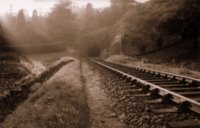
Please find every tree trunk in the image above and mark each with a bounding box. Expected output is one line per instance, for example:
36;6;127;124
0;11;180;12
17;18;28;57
193;37;199;48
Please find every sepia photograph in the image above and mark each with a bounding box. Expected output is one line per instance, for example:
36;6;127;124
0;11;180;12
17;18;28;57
0;0;199;128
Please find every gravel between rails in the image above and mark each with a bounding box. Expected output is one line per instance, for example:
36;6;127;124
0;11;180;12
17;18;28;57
88;61;200;128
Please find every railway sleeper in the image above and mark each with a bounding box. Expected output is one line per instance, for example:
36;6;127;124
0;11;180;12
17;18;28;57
159;84;189;88
141;77;164;80
144;98;162;104
146;79;173;83
123;89;144;94
191;97;200;102
169;87;200;92
151;107;179;113
132;75;152;78
145;93;174;105
120;85;138;90
179;91;200;96
131;93;150;98
152;81;180;85
166;120;200;128
189;81;200;86
151;101;190;112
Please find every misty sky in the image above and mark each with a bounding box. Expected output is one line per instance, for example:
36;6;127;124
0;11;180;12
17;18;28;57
0;0;149;16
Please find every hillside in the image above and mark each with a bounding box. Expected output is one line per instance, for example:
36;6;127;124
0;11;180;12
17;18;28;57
118;0;200;56
0;25;50;97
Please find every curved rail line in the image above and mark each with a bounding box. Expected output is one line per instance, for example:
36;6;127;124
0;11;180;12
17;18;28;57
89;58;200;114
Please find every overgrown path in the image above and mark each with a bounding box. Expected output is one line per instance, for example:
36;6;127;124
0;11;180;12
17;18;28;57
81;60;123;128
0;58;123;128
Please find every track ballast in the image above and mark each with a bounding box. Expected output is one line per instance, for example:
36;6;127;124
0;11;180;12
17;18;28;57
90;58;200;128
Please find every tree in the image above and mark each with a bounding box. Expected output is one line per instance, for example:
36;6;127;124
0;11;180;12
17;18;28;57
111;0;135;5
156;34;164;48
0;24;16;53
47;1;77;47
0;24;8;46
16;9;26;28
32;9;38;23
179;0;200;48
158;0;200;48
13;9;28;45
109;0;136;24
82;3;95;30
85;3;95;21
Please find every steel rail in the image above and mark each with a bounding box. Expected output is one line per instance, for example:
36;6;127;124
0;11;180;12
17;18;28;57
90;58;200;114
109;61;200;85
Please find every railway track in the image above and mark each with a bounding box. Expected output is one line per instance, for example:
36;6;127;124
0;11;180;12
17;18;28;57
89;58;200;127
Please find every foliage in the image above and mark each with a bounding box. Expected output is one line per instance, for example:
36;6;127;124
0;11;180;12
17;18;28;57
120;0;200;55
47;1;77;45
157;0;200;47
4;0;77;54
2;0;200;57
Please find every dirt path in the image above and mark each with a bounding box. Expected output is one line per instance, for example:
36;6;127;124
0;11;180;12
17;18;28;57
81;60;124;128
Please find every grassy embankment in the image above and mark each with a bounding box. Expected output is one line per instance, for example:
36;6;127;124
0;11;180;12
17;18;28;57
1;54;90;128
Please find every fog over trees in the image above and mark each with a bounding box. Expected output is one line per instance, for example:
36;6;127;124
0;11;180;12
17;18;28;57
1;0;200;57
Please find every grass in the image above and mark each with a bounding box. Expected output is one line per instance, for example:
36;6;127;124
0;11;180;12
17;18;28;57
0;60;89;128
